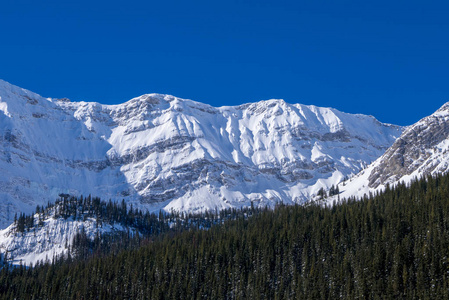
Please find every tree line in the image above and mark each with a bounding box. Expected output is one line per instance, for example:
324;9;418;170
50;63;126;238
10;194;260;262
2;173;449;299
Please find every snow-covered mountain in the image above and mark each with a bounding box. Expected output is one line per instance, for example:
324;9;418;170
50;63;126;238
0;79;402;228
0;199;143;266
337;102;449;200
0;212;128;266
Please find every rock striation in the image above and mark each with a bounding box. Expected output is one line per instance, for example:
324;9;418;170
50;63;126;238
0;79;402;228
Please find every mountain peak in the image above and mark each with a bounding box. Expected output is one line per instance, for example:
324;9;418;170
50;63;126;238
0;80;403;228
335;101;449;201
0;79;42;99
431;101;449;117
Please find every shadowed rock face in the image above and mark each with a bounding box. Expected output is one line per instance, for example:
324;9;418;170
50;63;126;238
0;79;403;228
369;104;449;189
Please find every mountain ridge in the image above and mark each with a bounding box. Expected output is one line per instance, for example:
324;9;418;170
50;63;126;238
0;79;403;228
335;101;449;201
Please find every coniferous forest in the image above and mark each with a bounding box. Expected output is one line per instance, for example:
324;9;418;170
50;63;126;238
2;173;449;299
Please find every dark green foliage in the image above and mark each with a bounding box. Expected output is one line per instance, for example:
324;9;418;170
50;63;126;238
2;173;449;299
9;195;259;262
328;184;339;196
317;187;327;199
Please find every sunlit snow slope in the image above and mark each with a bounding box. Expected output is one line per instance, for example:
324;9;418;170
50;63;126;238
0;79;402;228
336;102;449;200
0;210;133;266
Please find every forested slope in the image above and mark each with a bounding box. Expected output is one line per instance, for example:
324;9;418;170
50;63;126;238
2;174;449;299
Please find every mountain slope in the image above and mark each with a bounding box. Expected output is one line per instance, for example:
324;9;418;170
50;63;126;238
0;213;126;266
0;79;402;228
337;102;449;199
0;197;145;266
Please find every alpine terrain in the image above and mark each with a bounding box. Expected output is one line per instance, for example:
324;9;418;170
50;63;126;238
0;79;402;229
337;102;449;200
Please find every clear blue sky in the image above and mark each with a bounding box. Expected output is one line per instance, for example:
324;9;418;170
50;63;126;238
1;0;449;125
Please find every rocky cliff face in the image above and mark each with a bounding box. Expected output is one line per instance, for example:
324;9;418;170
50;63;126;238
337;102;449;200
0;79;402;228
368;103;449;188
